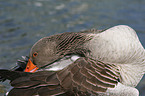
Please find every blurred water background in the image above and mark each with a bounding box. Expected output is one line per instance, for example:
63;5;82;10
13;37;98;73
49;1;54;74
0;0;145;95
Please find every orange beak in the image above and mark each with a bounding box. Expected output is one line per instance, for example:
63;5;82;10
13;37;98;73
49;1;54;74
24;59;39;73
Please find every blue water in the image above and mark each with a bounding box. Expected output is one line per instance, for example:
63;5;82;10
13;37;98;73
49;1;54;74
0;0;145;95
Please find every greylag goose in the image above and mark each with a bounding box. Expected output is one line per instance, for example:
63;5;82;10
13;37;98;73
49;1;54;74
0;25;144;96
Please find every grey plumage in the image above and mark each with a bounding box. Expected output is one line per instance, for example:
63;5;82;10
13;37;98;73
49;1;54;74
0;25;144;96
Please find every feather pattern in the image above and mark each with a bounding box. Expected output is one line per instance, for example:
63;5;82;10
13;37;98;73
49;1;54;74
55;32;93;56
57;57;120;95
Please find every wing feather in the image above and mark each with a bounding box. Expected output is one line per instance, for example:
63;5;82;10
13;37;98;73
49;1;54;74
57;57;120;95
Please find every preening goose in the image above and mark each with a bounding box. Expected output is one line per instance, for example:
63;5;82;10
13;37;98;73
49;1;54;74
0;25;144;96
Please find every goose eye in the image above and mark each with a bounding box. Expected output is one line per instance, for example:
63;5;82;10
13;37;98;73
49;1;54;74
33;52;38;57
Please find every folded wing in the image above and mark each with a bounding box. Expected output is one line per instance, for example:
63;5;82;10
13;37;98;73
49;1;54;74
0;57;120;96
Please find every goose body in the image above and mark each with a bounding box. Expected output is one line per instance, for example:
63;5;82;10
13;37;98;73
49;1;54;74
86;25;145;87
0;25;145;96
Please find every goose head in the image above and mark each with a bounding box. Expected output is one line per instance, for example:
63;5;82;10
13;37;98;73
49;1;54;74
24;32;92;72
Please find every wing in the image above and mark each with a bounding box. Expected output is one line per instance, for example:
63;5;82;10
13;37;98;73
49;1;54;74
0;56;28;82
0;57;120;96
0;70;66;96
57;57;120;95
